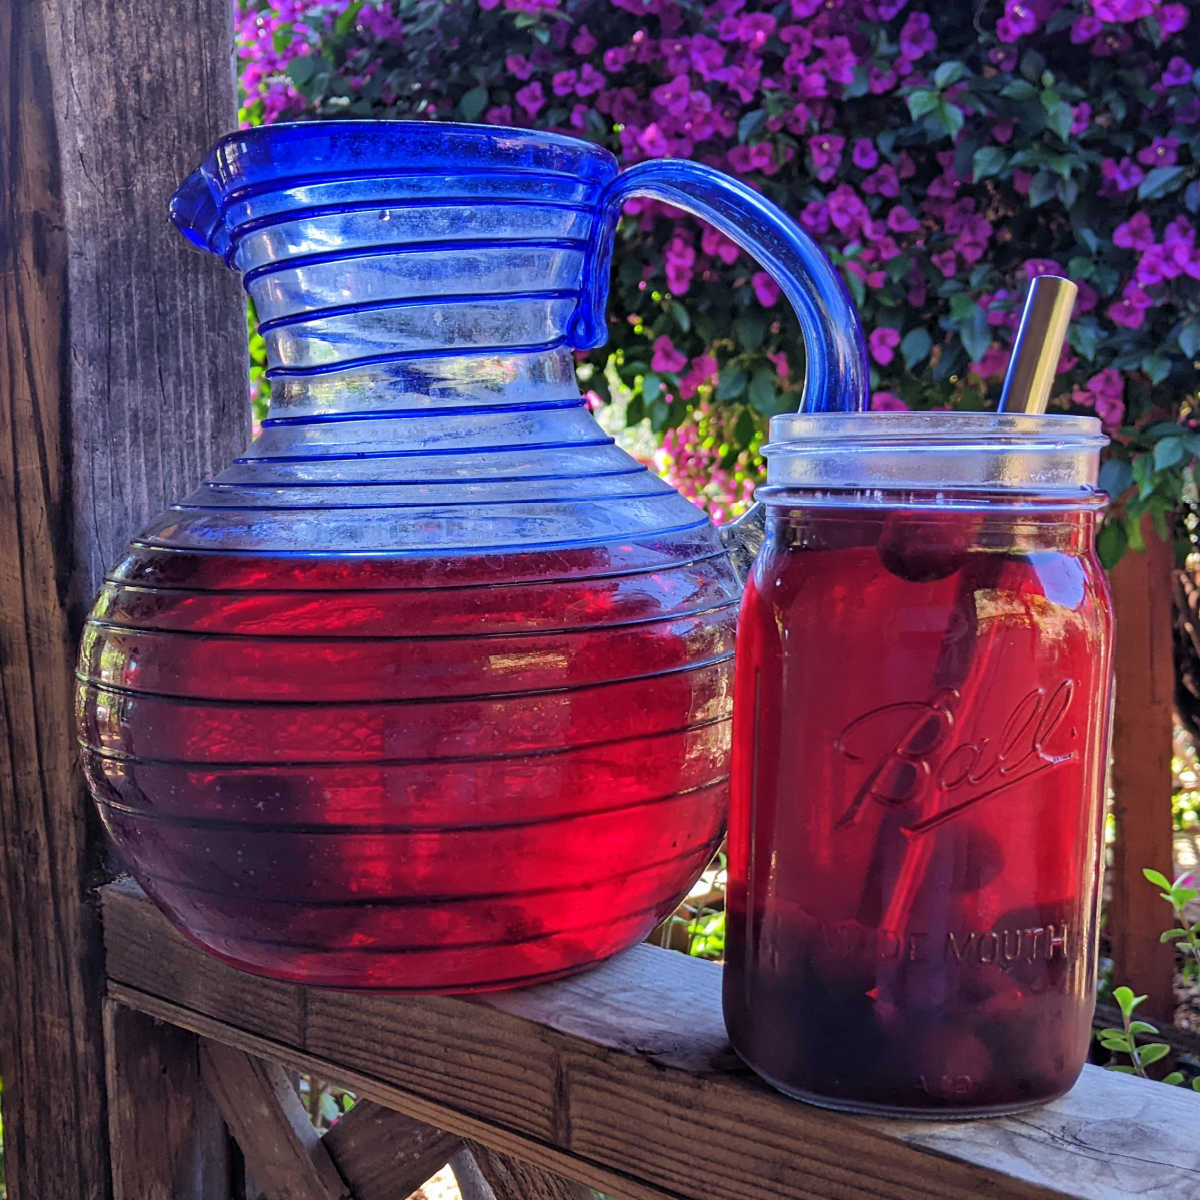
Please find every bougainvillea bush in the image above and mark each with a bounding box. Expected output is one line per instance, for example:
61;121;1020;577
235;0;1199;548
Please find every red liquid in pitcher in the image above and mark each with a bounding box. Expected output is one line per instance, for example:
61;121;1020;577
725;505;1112;1114
79;541;734;990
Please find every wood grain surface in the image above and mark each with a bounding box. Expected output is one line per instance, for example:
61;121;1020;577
104;879;1200;1200
1;1;244;1196
1109;517;1178;1018
104;1002;233;1200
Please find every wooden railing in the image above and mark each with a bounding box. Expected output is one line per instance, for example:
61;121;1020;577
101;879;1200;1200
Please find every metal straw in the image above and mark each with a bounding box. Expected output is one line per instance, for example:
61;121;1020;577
997;275;1078;416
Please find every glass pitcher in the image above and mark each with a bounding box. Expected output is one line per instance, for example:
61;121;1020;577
76;121;868;992
725;412;1114;1114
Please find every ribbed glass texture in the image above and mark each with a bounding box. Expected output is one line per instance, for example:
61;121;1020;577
77;121;866;991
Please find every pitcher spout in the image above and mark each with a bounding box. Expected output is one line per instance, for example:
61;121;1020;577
719;503;766;587
169;167;229;258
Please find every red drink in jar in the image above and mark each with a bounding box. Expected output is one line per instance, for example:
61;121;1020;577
725;413;1114;1115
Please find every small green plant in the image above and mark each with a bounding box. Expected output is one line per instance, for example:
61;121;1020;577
1144;867;1200;984
1097;868;1200;1090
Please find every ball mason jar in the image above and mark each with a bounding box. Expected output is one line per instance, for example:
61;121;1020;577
724;412;1114;1117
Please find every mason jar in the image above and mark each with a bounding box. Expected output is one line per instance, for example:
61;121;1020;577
724;412;1114;1116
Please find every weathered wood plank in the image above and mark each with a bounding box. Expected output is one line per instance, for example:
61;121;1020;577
464;1144;594;1200
104;1002;233;1200
104;879;1200;1200
199;1041;349;1200
0;0;244;1195
1109;521;1178;1019
322;1102;461;1200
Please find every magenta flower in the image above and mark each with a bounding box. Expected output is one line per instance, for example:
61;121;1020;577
1114;212;1155;251
1135;246;1178;286
1070;15;1102;43
852;138;879;169
969;345;1011;380
751;272;781;307
1107;295;1147;329
932;249;958;277
701;226;741;265
603;46;633;72
800;200;831;235
809;133;845;182
1024;258;1062;279
767;350;790;378
1074;282;1099;315
868;327;901;365
552;69;577;97
871;390;909;412
1137;137;1180;167
638;122;671;157
877;0;909;17
1161;4;1190;34
1001;0;1038;36
652;74;692;115
899;12;937;59
505;54;533;81
1070;102;1091;136
1094;0;1153;19
651;335;689;374
827;184;869;236
577;64;606;97
515;81;546;117
814;35;857;86
1162;57;1193;88
862;164;900;197
572;25;597;55
886;205;920;234
1100;157;1145;192
1072;369;1125;430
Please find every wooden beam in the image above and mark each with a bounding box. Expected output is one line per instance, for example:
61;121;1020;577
463;1144;594;1200
1109;520;1178;1019
322;1102;462;1200
104;1003;233;1200
0;0;244;1195
199;1041;349;1200
104;880;1200;1200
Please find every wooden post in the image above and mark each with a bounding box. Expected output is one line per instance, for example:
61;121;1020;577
1108;518;1178;1020
0;1;245;1196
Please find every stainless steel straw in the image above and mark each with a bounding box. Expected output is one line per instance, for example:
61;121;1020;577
997;275;1078;416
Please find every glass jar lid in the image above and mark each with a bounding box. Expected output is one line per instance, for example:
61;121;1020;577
761;411;1107;500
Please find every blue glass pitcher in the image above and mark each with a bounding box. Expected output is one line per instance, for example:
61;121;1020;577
76;121;867;992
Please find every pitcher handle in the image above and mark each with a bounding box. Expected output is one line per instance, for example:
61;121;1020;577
572;158;869;414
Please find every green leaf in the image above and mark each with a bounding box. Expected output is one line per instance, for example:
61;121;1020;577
1098;459;1134;500
1029;170;1057;207
1143;867;1173;890
1109;1065;1137;1075
1127;1020;1160;1035
734;407;758;446
900;327;933;370
458;86;489;122
1138;166;1188;201
1112;986;1147;1018
642;372;662;404
1142;353;1172;385
287;56;318;86
748;368;777;415
669;300;690;334
973;146;1008;182
1163;1071;1186;1086
934;99;965;140
934;60;966;88
1067;256;1095;281
626;393;645;425
1139;1043;1172;1066
1179;320;1200;359
737;109;767;145
1153;436;1186;471
1001;79;1037;101
906;89;940;120
1045;100;1074;142
1161;929;1189;942
1192;1077;1200;1092
733;315;765;351
1069;321;1099;362
273;23;293;54
1097;520;1129;569
716;368;747;402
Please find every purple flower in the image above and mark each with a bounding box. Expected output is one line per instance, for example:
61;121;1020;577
1094;0;1153;19
1135;246;1179;286
1107;295;1147;329
1024;258;1062;279
515;81;545;117
852;138;879;169
969;345;1011;380
652;73;691;115
572;25;597;55
1070;15;1102;43
871;390;909;412
751;272;781;307
869;65;898;93
1072;369;1125;430
1137;137;1180;167
651;335;688;374
1161;4;1190;34
1162;57;1193;88
639;122;674;157
665;235;695;293
1002;0;1038;36
868;327;901;365
862;164;900;197
552;69;577;97
1093;29;1133;57
1114;212;1156;250
809;133;845;182
702;226;741;265
1070;102;1091;136
815;36;857;86
899;11;937;59
1101;156;1146;192
877;0;908;18
800;200;831;236
932;249;958;277
828;184;869;236
506;54;533;81
886;205;920;234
